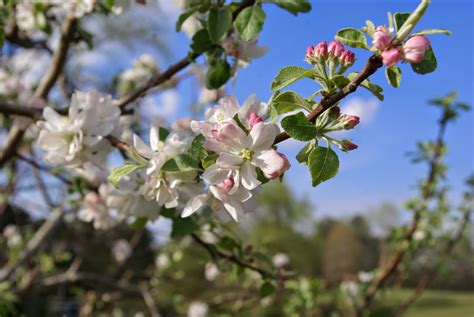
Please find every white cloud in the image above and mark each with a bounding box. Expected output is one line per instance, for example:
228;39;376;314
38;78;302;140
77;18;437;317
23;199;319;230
340;97;380;125
140;90;180;120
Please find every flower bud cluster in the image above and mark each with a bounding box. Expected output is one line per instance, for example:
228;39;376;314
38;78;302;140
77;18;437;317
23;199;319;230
306;40;355;70
315;106;360;152
371;26;431;67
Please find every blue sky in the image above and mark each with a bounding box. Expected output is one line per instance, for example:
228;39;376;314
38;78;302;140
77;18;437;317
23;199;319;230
168;0;473;218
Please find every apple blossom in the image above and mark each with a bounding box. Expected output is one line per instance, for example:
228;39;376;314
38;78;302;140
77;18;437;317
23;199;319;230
328;40;344;59
402;35;431;63
222;33;268;75
112;239;132;263
381;48;402;67
37;91;120;167
372;26;392;51
132;126;199;208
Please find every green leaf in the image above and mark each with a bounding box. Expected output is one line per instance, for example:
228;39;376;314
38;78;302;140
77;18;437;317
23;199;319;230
296;141;316;164
190;29;214;54
176;6;199;32
171;217;199;239
190;134;207;160
260;282;276;298
202;153;218;169
108;163;144;187
362;20;376;36
331;74;351;89
158;127;169;142
348;72;384;101
393;12;410;32
385;66;402;88
208;7;232;43
126;147;148;165
411;46;437;74
234;5;266;42
205;59;231;89
281;112;317;141
270;0;311;15
335;28;368;49
412;28;452;36
271;66;317;91
272;91;313;114
308;146;339;187
162;154;200;173
130;217;148;230
160;207;176;219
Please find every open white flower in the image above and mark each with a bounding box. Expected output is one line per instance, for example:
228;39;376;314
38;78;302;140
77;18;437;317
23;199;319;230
222;33;268;76
133;126;198;208
37;91;120;167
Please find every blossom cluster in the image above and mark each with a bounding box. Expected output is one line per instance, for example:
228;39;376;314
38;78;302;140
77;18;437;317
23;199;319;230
372;26;431;67
305;40;355;73
132;95;290;222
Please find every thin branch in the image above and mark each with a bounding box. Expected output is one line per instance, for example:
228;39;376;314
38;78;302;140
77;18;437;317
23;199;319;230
0;102;41;118
191;233;278;280
356;115;450;316
274;55;383;145
16;153;72;186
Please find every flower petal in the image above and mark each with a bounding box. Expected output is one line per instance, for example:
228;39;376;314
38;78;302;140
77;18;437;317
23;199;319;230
249;122;277;152
132;134;153;159
241;161;260;190
217;152;243;169
182;194;208;218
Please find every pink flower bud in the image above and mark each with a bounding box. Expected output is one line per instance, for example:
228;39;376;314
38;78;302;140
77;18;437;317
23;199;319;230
211;121;240;143
382;48;401;67
248;112;263;129
340;115;360;129
218;176;235;193
305;45;314;63
328;40;344;58
372;26;392;50
402;35;430;64
259;150;291;179
340;50;355;66
313;41;328;61
341;140;358;151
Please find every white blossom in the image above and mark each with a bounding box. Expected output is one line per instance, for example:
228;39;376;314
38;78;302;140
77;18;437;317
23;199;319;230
358;271;374;283
222;34;268;75
112;239;132;263
78;191;116;230
272;253;289;268
187;302;208;317
37;90;120;167
155;253;170;269
3;225;23;248
204;263;220;281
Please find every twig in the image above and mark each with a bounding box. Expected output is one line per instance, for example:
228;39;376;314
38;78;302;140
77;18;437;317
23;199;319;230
191;233;278;280
16;153;72;186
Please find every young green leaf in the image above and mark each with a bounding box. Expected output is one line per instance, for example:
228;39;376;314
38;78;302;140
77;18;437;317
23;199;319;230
190;134;207;160
176;7;199;32
296;140;316;164
331;74;351;89
393;12;410;32
308;146;339;187
205;59;231;89
126;147;149;166
272;91;313;114
162;154;200;173
281;112;317;141
108;163;144;188
208;7;232;43
411;46;437;74
190;29;214;54
412;28;452;36
335;28;368;49
158;126;169;142
385;66;402;88
171;217;199;239
234;5;266;42
271;66;317;91
270;0;311;15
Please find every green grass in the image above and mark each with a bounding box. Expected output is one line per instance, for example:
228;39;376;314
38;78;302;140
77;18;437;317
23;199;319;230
382;289;474;317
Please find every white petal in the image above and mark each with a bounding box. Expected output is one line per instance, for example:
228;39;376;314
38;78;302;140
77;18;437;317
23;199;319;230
249;122;277;152
150;125;160;152
182;194;208;218
240;161;260;190
202;165;230;184
223;198;244;222
132;134;153;159
217;152;243;168
43;107;63;125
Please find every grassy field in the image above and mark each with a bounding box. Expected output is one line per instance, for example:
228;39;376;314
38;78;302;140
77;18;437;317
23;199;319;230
382;289;474;317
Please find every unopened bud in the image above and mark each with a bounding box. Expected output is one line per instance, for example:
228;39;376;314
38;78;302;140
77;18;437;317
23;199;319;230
402;35;430;64
329;106;341;120
328;40;344;59
313;41;328;62
340;115;360;129
218;176;235;193
340;50;355;66
305;45;314;64
248;112;263;128
341;140;358;151
381;48;401;67
372;26;392;51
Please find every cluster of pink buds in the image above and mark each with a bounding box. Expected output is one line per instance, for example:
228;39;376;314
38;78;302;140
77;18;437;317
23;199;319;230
372;26;431;67
306;40;355;69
